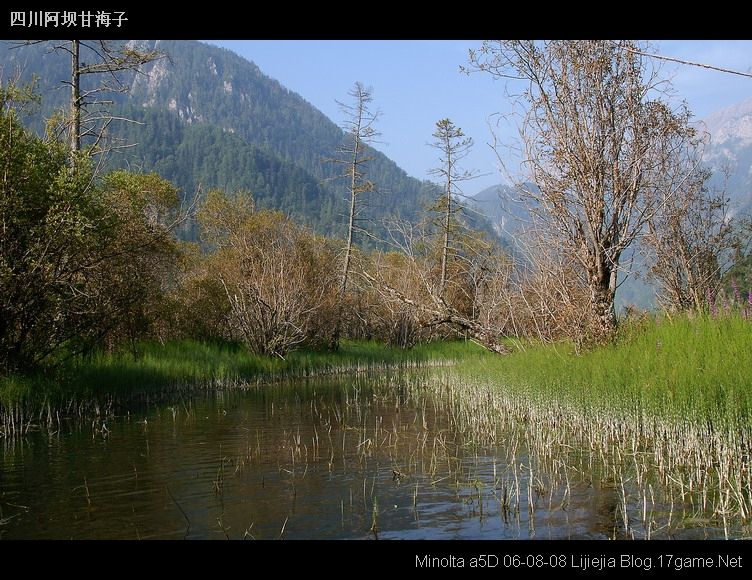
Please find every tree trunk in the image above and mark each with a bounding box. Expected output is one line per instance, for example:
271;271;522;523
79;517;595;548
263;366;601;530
589;258;617;337
440;180;451;296
331;137;360;350
70;40;81;154
340;150;358;303
331;115;362;351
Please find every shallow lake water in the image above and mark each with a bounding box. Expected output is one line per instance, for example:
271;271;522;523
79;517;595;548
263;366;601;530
0;373;741;539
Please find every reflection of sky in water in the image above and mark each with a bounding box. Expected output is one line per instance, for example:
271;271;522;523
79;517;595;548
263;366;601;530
0;377;738;539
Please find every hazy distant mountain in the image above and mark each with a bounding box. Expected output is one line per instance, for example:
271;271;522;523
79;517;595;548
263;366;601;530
471;97;752;232
701;97;752;214
470;183;531;239
0;40;440;237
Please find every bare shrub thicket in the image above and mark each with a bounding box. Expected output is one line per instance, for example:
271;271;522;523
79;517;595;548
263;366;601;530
360;219;512;353
642;165;741;312
475;230;592;344
194;190;338;357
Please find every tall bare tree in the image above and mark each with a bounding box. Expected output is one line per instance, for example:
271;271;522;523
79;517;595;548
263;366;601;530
330;82;379;346
17;40;162;157
429;118;475;296
469;40;698;338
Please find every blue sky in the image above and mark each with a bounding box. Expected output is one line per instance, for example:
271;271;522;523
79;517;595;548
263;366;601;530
206;40;752;193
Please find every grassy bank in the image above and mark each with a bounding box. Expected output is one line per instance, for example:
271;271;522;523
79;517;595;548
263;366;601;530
459;313;752;428
3;314;751;431
0;339;484;420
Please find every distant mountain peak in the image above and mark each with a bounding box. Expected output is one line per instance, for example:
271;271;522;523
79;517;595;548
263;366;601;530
696;97;752;215
702;97;752;149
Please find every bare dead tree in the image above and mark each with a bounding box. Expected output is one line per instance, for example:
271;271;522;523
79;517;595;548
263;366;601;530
15;40;162;157
358;249;427;348
329;82;379;347
508;226;594;344
220;244;322;358
469;40;699;339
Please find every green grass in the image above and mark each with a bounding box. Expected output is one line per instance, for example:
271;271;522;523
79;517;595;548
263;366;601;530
4;314;751;430
458;313;752;428
0;339;485;415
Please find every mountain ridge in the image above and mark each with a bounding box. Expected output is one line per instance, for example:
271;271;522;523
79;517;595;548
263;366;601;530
0;39;441;238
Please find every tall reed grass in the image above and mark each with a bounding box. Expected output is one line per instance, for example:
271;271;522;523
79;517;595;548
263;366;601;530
465;313;752;428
